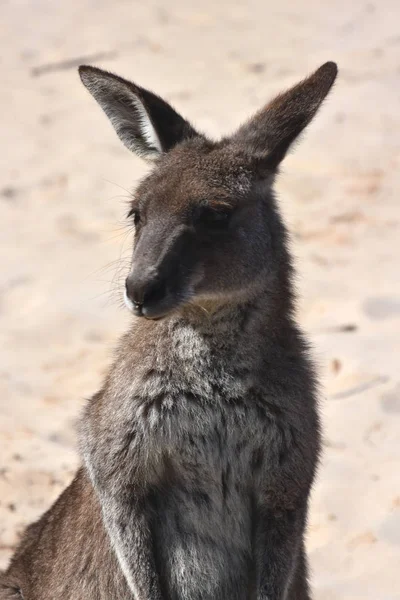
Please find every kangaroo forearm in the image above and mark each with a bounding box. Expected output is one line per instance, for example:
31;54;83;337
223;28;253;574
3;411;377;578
81;409;163;598
100;495;163;600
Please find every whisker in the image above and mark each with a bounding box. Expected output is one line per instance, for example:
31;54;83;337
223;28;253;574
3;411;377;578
102;178;133;196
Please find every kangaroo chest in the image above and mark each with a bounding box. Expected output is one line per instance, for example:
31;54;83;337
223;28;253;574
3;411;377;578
133;321;268;470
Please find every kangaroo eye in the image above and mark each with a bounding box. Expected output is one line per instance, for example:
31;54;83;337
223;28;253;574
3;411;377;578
127;208;141;226
197;206;232;229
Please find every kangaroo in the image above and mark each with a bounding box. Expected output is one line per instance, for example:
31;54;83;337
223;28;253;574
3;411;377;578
1;61;337;600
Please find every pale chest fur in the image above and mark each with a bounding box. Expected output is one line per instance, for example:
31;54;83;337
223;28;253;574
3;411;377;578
120;316;269;466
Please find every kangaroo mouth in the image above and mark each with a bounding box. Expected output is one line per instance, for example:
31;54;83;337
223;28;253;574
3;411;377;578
124;288;192;320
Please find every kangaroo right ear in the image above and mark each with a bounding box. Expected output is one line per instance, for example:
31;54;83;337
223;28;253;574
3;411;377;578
79;66;199;160
232;62;338;169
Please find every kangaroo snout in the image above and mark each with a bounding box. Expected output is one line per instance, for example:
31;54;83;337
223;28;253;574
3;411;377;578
124;222;196;319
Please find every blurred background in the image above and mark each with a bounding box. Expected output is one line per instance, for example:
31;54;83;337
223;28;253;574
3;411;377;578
1;0;400;597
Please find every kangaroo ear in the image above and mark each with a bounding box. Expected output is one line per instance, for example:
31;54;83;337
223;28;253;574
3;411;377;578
79;66;199;160
233;62;338;169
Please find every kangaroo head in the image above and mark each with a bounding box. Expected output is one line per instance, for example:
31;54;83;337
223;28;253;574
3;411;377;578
79;62;337;319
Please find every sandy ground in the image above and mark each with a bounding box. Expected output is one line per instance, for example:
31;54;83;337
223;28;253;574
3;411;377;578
1;0;400;597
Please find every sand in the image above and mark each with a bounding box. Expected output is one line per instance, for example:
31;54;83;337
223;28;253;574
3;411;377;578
1;0;399;597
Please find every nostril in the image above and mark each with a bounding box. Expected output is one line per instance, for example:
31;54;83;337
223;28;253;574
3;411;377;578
125;277;144;306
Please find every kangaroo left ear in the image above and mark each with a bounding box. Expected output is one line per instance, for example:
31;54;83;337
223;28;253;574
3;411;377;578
79;66;200;161
232;62;338;169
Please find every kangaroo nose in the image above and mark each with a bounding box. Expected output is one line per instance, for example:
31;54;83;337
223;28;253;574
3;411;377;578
125;270;166;316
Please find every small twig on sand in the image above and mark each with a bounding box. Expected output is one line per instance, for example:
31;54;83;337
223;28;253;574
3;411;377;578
316;323;358;334
329;375;389;400
31;51;118;77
